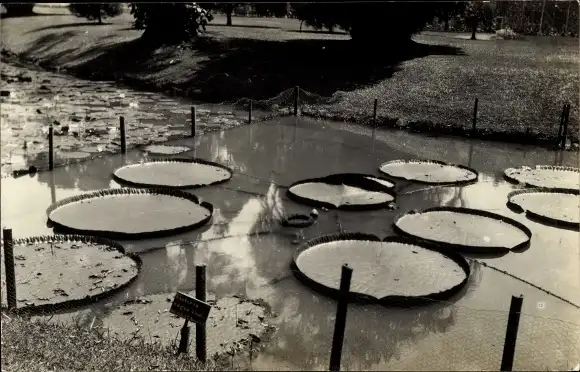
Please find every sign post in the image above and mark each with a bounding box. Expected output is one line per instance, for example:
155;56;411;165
169;275;211;358
196;265;207;363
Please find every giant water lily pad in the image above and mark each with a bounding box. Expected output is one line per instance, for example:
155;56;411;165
287;173;396;210
112;159;233;188
393;207;532;254
379;159;478;185
140;144;191;155
292;233;469;305
0;235;140;313
504;165;579;189
507;188;580;228
100;293;273;359
47;188;213;239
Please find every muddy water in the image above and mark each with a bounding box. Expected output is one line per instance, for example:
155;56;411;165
0;61;260;176
2;115;579;370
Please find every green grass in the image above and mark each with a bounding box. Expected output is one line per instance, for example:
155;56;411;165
1;313;222;371
1;8;578;145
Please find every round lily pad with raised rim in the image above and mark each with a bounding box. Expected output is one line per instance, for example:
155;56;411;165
504;165;579;189
379;159;478;185
507;188;580;228
112;159;233;189
287;173;396;211
140;144;191;155
101;293;273;359
47;188;213;239
1;235;140;314
393;207;532;254
291;233;470;306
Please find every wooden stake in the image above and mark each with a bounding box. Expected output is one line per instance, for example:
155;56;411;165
294;86;299;116
329;264;353;372
472;98;479;135
191;106;196;137
119;116;126;154
500;295;524;372
48;126;54;171
3;229;17;311
373;99;378;127
196;265;207;363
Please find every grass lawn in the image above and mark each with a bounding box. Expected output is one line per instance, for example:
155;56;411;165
1;7;578;145
1;313;220;371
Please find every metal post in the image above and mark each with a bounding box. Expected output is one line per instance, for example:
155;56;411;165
249;100;253;124
119;116;126;154
196;265;207;363
48;126;54;171
329;264;353;372
500;294;524;372
294;86;299;116
191;106;196;137
472;98;479;135
3;229;17;311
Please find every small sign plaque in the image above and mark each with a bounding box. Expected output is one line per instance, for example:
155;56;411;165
169;292;211;325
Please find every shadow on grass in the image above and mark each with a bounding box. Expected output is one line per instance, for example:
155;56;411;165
207;23;281;30
24;34;465;102
0;12;69;19
28;22;113;33
287;29;349;35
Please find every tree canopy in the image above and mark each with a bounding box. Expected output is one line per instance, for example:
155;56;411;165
290;1;444;45
69;3;123;24
129;3;211;45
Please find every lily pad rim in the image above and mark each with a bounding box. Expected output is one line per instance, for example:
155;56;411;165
393;206;532;254
137;144;192;156
290;232;471;307
286;173;397;211
46;187;214;240
506;187;580;229
0;234;142;315
378;159;479;185
503;165;580;188
112;158;234;189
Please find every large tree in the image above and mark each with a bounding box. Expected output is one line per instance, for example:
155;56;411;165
201;3;243;26
69;3;123;24
435;1;467;31
129;3;212;45
464;0;494;40
291;2;443;46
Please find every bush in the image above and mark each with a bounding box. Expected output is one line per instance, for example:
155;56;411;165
68;3;123;24
493;28;525;40
130;3;211;45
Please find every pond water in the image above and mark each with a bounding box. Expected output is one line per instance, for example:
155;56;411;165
1;62;579;371
0;61;265;177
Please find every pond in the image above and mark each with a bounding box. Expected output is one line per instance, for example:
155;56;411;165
1;61;579;371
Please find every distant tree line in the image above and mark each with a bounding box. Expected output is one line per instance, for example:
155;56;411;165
429;1;578;36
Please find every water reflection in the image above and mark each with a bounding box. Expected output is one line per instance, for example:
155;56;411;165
4;115;579;370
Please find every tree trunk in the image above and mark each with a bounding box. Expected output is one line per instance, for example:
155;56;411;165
470;17;477;40
444;16;449;31
226;5;233;26
98;12;103;25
